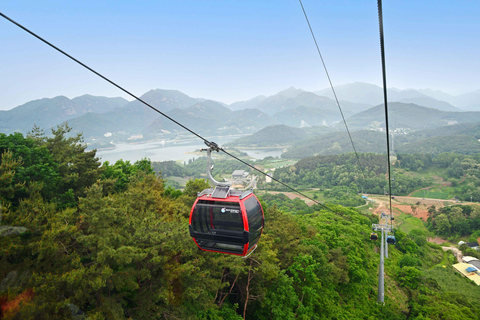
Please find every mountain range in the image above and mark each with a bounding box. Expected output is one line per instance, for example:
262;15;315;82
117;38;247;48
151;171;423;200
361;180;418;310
1;83;479;155
0;95;128;136
315;82;480;111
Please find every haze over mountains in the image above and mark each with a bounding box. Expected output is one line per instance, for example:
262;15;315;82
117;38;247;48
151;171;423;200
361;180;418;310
1;82;480;157
0;95;128;136
315;82;480;111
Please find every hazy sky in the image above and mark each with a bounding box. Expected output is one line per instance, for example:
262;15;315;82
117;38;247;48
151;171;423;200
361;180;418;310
1;0;479;110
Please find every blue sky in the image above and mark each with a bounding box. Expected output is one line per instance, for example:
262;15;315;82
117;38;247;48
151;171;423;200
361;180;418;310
1;0;479;110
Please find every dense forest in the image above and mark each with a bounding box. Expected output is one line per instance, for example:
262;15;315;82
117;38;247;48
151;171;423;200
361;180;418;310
269;152;480;202
396;153;480;201
2;128;480;319
427;205;480;240
272;153;431;196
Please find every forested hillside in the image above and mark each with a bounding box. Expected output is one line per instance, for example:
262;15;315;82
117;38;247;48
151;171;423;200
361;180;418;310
272;153;430;196
281;130;387;158
279;123;480;159
226;125;307;147
427;205;480;241
2;129;480;319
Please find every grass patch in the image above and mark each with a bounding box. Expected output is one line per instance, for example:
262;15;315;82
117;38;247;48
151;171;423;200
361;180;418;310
166;176;189;188
432;250;455;269
394;212;429;234
257;189;329;204
356;203;376;215
410;190;452;199
423;266;480;301
302;189;322;199
261;159;297;169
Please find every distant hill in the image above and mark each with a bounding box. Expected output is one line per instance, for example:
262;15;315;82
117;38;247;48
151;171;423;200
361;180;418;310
315;82;429;106
397;96;459;111
0;95;128;135
401;121;480;142
315;82;385;105
144;100;232;137
417;88;480;111
62;89;202;139
144;101;275;138
254;93;291;115
72;95;129;112
390;122;480;155
275;87;305;98
228;95;267;111
227;124;337;148
225;124;307;147
417;88;454;103
124;89;199;112
279;119;480;159
236;88;313;115
282;130;387;159
281;127;480;159
68;112;122;138
345;102;480;131
453;89;480;110
185;100;233;119
0;89;279;141
273;105;339;127
253;91;373;120
313;82;475;110
389;88;430;101
283;92;334;110
226;108;277;132
396;135;480;155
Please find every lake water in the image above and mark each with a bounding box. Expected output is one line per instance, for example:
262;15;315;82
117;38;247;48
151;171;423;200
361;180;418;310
96;137;283;163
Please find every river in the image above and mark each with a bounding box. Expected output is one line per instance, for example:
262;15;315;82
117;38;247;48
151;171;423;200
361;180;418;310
96;137;283;163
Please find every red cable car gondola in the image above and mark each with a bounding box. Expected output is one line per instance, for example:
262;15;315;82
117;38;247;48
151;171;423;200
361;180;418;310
189;187;264;256
189;146;265;257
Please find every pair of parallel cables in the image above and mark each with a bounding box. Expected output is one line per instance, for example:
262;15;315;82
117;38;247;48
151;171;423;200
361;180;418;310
299;0;393;220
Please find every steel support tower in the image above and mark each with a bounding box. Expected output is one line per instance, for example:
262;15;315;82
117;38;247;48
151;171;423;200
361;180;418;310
372;215;394;304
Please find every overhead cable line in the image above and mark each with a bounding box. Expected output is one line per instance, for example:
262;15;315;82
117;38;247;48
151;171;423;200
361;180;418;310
298;0;367;182
376;0;393;219
0;11;334;213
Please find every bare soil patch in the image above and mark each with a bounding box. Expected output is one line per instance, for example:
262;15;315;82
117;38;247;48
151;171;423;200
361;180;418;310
394;205;429;222
372;198;430;221
428;236;448;245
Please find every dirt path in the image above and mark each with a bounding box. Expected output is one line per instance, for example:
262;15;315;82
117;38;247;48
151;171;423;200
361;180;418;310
441;246;463;263
373;199;389;216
